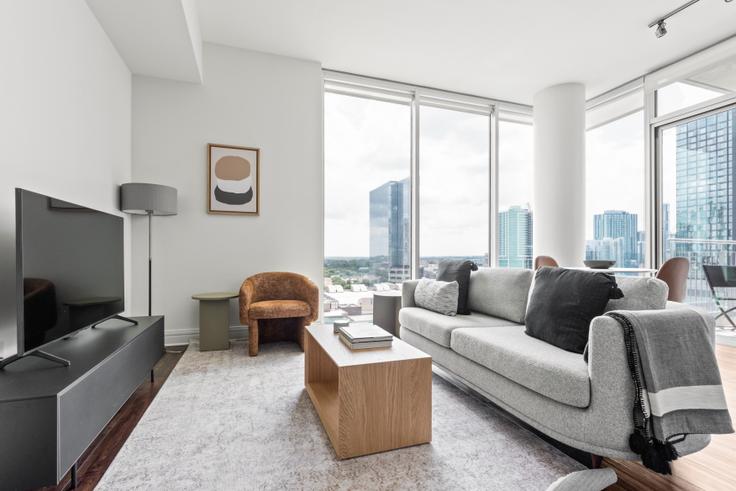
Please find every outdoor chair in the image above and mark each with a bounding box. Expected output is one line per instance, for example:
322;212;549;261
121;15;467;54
703;264;736;329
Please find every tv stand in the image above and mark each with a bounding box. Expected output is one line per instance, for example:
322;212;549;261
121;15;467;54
0;349;71;370
0;316;164;489
92;314;139;328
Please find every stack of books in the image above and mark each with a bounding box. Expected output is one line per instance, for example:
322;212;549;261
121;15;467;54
338;323;393;350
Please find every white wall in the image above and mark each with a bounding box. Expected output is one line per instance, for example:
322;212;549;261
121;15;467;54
533;83;586;267
0;0;132;358
132;43;323;343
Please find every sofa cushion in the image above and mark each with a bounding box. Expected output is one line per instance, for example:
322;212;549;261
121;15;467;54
414;278;459;316
437;259;478;315
525;267;623;354
467;267;534;324
451;326;591;408
399;307;519;347
605;276;668;312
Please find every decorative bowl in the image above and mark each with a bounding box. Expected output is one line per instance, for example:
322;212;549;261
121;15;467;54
583;260;616;269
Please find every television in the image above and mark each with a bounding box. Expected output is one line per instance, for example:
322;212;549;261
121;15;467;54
15;188;125;356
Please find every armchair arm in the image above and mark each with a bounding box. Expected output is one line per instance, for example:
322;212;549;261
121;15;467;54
297;276;320;324
402;280;420;308
239;279;255;326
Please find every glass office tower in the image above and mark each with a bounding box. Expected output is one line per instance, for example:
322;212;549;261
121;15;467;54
498;205;533;268
667;108;736;305
369;178;411;281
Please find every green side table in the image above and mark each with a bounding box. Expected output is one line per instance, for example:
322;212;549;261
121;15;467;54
191;291;238;351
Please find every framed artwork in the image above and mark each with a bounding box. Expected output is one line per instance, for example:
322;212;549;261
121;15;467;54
207;143;260;215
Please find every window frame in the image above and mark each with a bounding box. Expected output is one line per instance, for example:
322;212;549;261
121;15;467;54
323;70;532;277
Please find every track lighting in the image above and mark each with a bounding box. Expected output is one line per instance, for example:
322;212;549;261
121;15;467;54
648;0;699;38
654;21;668;38
649;0;733;38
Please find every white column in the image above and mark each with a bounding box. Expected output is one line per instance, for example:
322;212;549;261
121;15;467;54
533;83;586;267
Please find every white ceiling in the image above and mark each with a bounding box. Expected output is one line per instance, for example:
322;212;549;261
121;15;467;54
87;0;203;83
196;0;736;104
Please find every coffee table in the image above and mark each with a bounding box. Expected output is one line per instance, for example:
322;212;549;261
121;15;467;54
304;324;432;459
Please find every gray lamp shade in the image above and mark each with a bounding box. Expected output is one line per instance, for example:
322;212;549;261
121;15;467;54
120;183;178;216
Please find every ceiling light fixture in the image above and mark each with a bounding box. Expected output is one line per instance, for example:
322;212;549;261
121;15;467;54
654;20;668;38
648;0;701;38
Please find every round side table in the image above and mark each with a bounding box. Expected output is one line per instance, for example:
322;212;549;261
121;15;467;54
191;292;238;351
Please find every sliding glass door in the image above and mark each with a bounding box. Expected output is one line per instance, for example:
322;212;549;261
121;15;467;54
658;103;736;308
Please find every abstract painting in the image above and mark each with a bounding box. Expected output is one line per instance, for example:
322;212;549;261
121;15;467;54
208;143;260;215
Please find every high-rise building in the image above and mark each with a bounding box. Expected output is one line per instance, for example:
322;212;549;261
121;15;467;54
369;178;410;281
670;109;736;304
498;205;533;268
592;210;639;267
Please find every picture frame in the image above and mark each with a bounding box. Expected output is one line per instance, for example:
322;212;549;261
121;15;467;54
207;143;260;215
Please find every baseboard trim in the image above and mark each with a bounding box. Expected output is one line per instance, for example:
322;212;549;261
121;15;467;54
164;326;249;346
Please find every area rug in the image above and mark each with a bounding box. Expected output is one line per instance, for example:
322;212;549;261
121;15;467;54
97;341;584;490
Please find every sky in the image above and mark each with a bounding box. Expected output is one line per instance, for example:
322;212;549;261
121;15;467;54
324;82;727;258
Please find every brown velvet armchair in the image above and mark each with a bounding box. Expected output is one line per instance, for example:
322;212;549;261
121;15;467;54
240;272;319;356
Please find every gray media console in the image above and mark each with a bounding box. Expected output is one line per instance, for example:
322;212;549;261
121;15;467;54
0;316;164;490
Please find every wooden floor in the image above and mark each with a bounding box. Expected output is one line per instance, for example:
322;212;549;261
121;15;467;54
605;343;736;490
40;346;187;491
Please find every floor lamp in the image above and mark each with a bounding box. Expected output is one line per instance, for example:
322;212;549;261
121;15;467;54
120;183;178;316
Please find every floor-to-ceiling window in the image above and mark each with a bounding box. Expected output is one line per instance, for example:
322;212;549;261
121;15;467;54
586;111;646;268
497;116;534;268
323;90;411;323
323;74;529;322
419;105;489;278
653;54;736;315
659;104;736;309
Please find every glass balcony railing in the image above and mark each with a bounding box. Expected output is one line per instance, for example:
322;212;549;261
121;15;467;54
666;237;736;313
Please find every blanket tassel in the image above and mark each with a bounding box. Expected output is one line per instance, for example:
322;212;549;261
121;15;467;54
629;432;679;475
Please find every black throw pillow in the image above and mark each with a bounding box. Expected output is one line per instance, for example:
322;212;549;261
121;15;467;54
525;267;623;354
437;260;478;315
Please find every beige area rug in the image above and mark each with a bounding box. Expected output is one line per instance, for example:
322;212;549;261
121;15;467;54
97;341;584;490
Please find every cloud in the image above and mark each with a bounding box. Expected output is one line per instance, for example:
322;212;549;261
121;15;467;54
326;95;650;258
325;93;535;257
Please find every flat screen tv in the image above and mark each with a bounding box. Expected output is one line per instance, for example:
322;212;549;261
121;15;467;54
15;188;125;355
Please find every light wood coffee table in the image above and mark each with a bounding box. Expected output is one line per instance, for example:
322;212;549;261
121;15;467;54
304;324;432;459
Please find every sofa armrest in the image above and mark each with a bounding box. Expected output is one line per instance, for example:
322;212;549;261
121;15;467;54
585;310;715;455
587;305;716;411
402;280;420;308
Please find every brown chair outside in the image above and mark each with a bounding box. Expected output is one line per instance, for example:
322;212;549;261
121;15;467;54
656;257;689;303
240;272;319;356
534;255;559;270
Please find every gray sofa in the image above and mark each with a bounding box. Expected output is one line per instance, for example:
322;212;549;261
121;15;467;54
400;267;712;460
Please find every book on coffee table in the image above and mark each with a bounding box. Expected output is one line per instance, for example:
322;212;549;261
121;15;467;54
339;335;393;350
338;323;393;350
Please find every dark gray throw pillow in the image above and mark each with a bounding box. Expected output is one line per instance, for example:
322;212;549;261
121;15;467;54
437;259;478;315
525;267;623;354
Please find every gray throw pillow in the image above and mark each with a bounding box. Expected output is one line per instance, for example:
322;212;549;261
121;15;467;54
468;268;534;323
604;276;668;312
414;278;459;316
